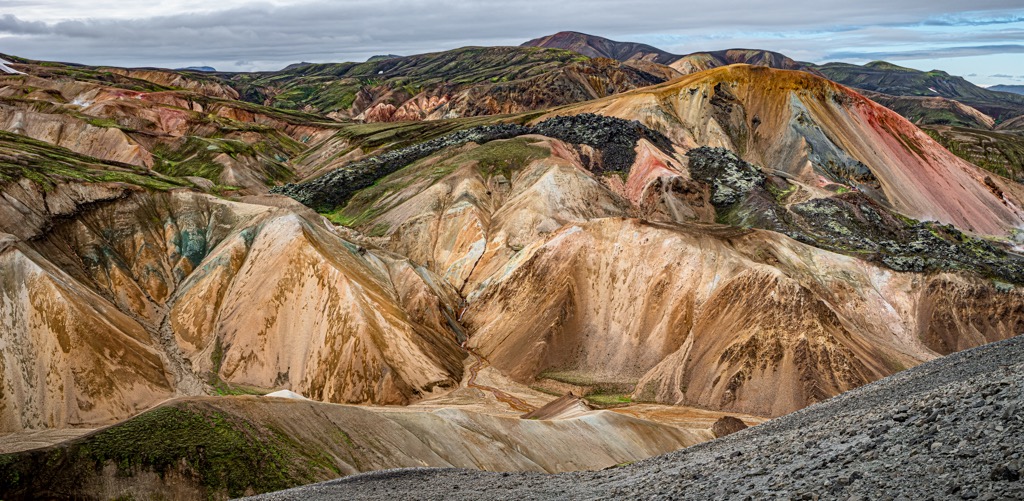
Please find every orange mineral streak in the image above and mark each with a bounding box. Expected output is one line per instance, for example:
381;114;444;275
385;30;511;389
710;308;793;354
546;64;1024;235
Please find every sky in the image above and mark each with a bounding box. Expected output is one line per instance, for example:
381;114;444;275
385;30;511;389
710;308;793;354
1;1;1023;86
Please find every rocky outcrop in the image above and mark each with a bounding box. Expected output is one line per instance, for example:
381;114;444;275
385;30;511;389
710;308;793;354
711;416;748;438
554;64;1024;236
686;146;1024;284
0;242;174;431
272;114;671;212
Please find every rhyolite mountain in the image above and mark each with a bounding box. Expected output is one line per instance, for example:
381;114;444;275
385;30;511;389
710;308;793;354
521;31;818;76
519;34;1024;178
223;46;667;120
0;39;1022;500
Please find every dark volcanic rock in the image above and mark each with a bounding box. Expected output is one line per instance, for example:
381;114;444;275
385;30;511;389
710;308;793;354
685;146;1024;284
272;114;670;212
271;123;527;211
711;416;748;438
686;147;765;207
533;113;673;174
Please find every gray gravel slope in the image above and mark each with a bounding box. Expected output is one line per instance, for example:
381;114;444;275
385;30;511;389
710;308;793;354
248;336;1024;500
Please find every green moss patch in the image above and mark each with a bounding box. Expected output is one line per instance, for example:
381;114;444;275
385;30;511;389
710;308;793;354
0;402;338;499
0;130;191;192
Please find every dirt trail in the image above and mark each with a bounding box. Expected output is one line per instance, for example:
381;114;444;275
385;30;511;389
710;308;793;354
462;344;535;413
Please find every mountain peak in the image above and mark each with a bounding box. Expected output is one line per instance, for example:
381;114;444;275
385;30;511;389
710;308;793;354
522;31;679;64
669;48;818;75
864;60;914;71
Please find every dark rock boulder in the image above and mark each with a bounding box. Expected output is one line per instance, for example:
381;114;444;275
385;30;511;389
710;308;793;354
712;416;749;438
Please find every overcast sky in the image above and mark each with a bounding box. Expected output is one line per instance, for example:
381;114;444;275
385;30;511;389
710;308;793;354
2;1;1022;86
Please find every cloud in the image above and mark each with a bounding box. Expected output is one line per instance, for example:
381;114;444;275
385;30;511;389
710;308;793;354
0;14;49;34
825;44;1024;61
920;14;1024;26
0;1;1022;73
991;73;1014;77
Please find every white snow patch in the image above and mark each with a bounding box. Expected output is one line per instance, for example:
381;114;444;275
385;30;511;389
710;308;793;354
71;96;93;107
264;389;310;400
0;58;23;75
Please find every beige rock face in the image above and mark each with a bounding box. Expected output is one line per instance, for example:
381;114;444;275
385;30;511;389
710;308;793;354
0;187;465;430
0;71;336;193
0;242;173;430
0;103;153;167
459;217;1022;418
170;208;465;404
340;120;1023;418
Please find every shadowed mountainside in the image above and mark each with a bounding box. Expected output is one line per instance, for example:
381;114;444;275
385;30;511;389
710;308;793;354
522;31;679;65
817;61;1024;123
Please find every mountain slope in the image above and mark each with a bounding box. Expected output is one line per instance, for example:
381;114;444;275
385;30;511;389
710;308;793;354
0;55;338;192
551;64;1024;236
817;61;1024;122
860;90;996;129
670;49;819;76
923;125;1024;182
521;31;679;64
989;84;1024;96
0;139;468;429
226;46;668;121
0;395;710;499
519;32;819;79
244;334;1024;501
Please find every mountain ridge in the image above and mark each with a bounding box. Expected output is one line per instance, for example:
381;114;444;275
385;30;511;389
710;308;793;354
522;31;679;64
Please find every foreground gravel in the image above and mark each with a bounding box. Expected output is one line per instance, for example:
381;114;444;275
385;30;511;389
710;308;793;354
249;336;1024;500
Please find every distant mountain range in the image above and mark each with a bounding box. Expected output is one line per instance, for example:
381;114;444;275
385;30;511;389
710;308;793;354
991;84;1024;96
815;61;1024;122
517;32;1024;180
521;31;816;76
